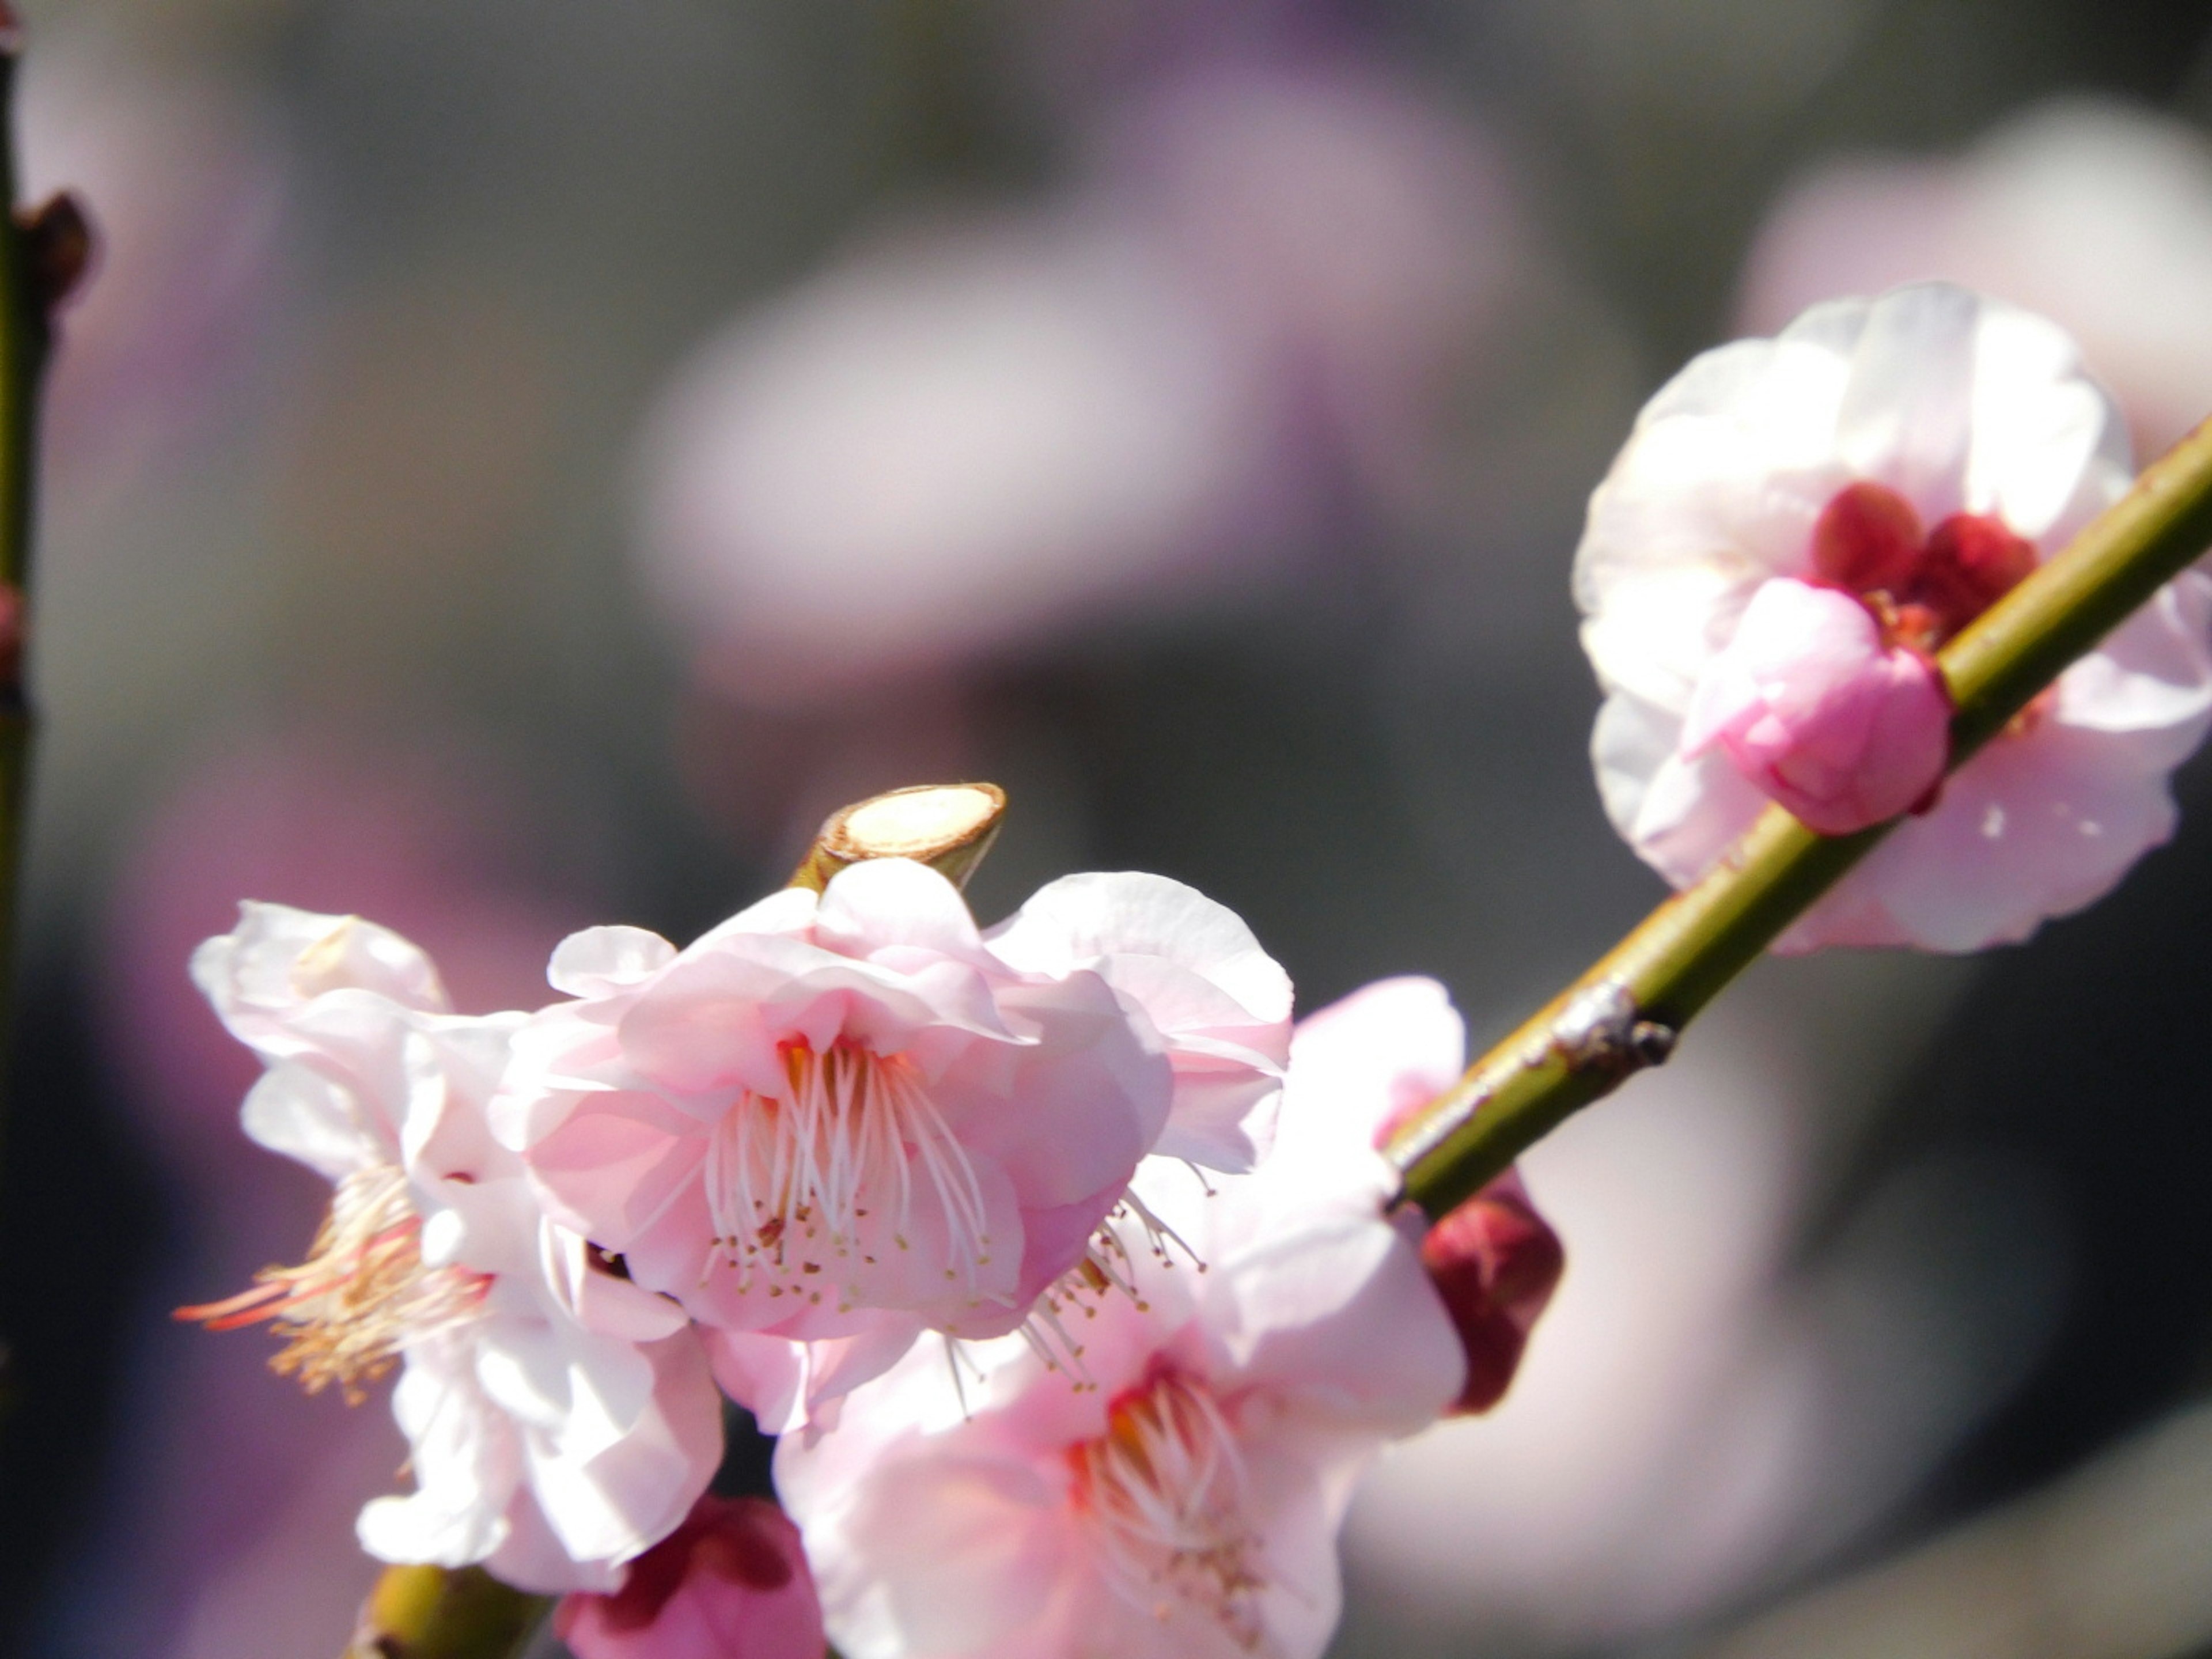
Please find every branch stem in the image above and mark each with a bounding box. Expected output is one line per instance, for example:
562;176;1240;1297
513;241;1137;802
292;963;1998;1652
1391;414;2212;1219
344;1566;551;1659
0;25;51;1137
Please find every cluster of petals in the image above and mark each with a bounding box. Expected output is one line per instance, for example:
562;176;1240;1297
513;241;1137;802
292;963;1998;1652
188;870;1559;1659
491;860;1289;1436
775;975;1476;1659
185;903;721;1591
1577;281;2212;952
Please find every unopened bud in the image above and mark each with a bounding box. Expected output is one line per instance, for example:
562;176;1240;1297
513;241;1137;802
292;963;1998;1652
19;192;93;316
555;1495;825;1659
1420;1171;1565;1415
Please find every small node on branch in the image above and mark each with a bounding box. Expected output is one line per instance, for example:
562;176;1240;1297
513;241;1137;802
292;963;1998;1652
788;782;1007;893
1541;978;1676;1081
17;192;92;317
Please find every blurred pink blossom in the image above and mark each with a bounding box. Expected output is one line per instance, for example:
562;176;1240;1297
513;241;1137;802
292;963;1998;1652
19;31;289;499
555;1496;827;1659
1742;100;2212;456
636;207;1277;703
633;60;1519;703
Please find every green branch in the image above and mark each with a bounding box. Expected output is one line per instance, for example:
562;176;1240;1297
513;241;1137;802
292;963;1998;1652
1389;415;2212;1220
343;1566;551;1659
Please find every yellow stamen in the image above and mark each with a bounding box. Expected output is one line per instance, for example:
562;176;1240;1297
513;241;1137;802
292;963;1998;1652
176;1163;490;1404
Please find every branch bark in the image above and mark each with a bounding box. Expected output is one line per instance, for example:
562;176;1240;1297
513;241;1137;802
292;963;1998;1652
0;13;70;1137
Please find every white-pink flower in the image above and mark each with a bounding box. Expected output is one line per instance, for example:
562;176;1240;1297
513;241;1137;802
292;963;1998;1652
983;870;1293;1172
775;978;1466;1659
1578;282;2212;952
494;861;1208;1429
182;903;722;1591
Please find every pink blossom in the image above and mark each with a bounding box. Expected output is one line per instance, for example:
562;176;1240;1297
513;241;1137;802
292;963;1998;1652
1578;282;2212;952
495;859;1176;1431
983;870;1293;1171
631;62;1522;706
182;903;722;1591
1285;977;1563;1416
633;209;1275;703
1679;576;1950;835
1741;100;2212;456
775;977;1469;1659
555;1496;826;1659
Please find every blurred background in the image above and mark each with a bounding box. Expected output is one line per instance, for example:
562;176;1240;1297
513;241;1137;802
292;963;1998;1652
5;1;2212;1654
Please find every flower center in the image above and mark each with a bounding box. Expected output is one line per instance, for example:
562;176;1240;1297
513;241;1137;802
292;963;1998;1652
175;1162;490;1404
702;1040;993;1307
1069;1368;1266;1648
1023;1192;1202;1381
1812;480;2038;655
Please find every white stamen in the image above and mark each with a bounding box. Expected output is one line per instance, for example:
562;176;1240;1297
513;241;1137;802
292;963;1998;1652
1024;1194;1207;1377
703;1042;994;1300
1070;1369;1267;1649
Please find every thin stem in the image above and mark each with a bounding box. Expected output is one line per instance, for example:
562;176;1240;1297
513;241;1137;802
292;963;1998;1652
0;33;29;1130
1391;414;2212;1221
0;14;70;1136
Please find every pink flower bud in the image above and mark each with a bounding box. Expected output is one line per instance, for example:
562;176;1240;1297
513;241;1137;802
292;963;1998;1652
555;1497;826;1659
1420;1172;1565;1415
1812;479;1923;597
1915;510;2039;625
1682;577;1952;835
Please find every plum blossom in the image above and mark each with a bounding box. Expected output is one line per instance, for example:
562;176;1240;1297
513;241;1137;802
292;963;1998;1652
1288;976;1565;1417
775;976;1472;1659
495;859;1240;1434
983;870;1293;1172
180;903;722;1590
555;1495;827;1659
1578;282;2212;952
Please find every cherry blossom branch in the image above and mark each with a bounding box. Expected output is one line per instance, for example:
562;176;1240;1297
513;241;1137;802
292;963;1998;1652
1388;412;2212;1220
